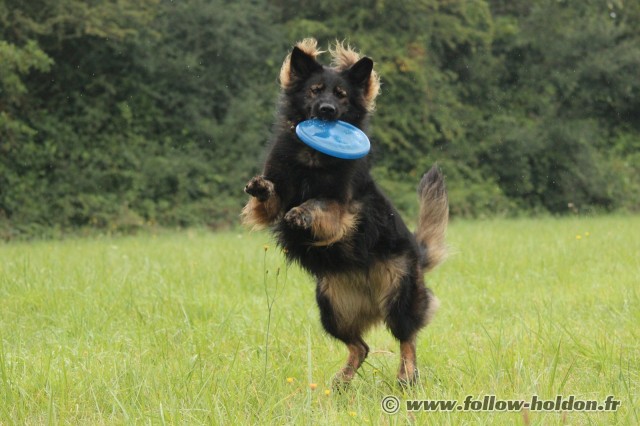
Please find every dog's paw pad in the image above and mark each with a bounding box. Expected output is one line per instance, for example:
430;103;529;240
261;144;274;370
244;176;274;201
284;207;312;229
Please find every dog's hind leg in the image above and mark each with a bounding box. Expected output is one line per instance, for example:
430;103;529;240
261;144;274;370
385;270;438;385
315;276;372;388
335;338;369;385
398;337;418;385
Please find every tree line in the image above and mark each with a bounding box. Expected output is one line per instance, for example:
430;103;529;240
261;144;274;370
1;0;639;238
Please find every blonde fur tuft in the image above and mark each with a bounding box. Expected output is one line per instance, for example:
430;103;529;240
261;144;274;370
279;38;325;89
329;40;380;112
329;40;362;69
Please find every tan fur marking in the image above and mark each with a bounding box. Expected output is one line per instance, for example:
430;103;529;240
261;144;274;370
398;338;418;384
369;256;410;311
296;149;323;168
285;199;360;246
334;86;347;98
319;272;378;336
318;256;410;337
309;200;360;246
309;83;324;95
240;195;281;230
334;342;368;384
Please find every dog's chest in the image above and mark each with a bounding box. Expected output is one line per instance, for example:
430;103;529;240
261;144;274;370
291;152;349;201
296;148;324;168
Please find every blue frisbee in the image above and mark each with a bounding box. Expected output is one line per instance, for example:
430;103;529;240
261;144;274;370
295;119;370;159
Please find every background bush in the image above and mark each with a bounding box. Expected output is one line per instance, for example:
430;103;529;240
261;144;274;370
1;0;639;238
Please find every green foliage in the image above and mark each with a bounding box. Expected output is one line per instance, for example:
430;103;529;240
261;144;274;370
1;0;639;237
473;0;640;214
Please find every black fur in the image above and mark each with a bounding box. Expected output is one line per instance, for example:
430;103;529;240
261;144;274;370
265;51;415;275
243;42;446;385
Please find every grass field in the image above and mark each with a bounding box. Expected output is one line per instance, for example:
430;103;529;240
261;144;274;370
1;216;638;425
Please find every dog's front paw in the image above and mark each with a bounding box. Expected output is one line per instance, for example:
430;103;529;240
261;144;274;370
244;176;274;201
284;206;312;229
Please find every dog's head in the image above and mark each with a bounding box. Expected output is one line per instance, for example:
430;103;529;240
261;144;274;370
279;39;380;125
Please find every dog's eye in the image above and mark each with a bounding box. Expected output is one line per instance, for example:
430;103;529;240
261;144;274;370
310;84;324;95
334;87;347;99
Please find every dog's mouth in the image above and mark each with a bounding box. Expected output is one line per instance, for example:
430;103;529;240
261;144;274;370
310;115;339;122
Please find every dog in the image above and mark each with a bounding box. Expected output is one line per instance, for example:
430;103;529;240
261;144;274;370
241;38;448;386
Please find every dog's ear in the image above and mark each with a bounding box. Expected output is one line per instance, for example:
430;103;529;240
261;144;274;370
347;57;373;87
290;46;323;80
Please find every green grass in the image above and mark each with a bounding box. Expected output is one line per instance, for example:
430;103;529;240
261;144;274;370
0;216;638;425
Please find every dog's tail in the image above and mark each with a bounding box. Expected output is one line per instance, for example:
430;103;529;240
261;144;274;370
416;165;449;271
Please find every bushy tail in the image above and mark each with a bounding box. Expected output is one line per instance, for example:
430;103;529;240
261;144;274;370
416;165;449;271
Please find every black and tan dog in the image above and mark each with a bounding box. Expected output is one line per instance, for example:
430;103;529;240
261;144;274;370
242;39;448;386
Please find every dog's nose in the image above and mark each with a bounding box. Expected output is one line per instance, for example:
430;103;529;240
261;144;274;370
319;103;336;116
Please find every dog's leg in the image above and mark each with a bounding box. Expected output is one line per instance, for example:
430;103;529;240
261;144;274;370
398;337;418;385
335;338;369;386
384;266;437;386
315;277;371;388
241;176;282;229
284;199;359;245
